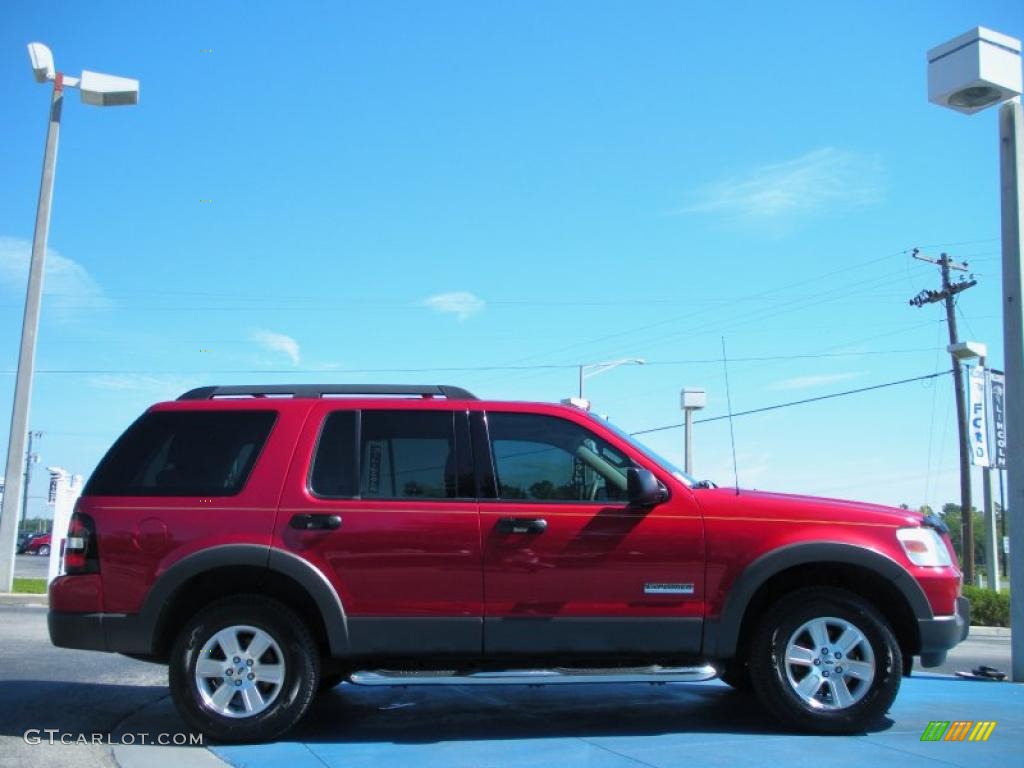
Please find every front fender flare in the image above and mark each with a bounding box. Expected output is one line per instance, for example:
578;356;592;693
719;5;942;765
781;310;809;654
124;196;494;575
703;541;932;658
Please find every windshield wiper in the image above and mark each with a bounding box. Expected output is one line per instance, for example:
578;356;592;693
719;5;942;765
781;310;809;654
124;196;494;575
692;479;717;489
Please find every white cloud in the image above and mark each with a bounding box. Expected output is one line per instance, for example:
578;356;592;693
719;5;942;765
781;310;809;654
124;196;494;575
681;148;883;220
87;374;200;399
423;291;485;321
0;236;108;315
251;329;301;364
250;331;301;366
770;372;863;391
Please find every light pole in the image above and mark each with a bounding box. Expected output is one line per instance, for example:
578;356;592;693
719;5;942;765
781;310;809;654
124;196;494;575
927;26;1023;680
680;388;706;475
0;44;139;593
577;358;645;399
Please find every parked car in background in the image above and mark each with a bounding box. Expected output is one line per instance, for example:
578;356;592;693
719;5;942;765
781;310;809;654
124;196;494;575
25;532;52;556
16;532;43;554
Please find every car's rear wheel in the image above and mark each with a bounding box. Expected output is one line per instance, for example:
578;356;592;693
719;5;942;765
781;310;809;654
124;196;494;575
36;544;50;556
169;595;319;743
748;587;901;734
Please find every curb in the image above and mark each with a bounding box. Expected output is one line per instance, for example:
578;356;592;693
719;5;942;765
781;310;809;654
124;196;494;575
0;592;48;606
969;625;1012;637
112;693;230;768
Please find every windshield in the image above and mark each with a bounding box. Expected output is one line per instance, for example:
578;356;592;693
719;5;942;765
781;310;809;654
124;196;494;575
588;413;699;486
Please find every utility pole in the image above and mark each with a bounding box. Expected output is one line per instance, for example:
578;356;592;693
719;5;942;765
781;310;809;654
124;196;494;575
20;431;43;529
909;249;978;583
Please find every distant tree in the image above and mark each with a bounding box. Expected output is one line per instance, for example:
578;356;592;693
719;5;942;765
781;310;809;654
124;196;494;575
19;516;51;534
940;503;986;570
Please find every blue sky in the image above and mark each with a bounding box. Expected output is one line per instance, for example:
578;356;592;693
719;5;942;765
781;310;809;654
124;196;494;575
1;0;1021;521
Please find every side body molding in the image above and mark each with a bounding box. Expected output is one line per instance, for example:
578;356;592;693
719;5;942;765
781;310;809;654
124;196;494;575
135;544;349;656
703;542;933;659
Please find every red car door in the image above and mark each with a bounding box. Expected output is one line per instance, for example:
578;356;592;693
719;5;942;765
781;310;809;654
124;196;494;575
475;406;705;657
275;402;482;657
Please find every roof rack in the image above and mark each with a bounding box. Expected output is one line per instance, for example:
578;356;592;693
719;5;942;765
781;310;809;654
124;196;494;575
177;384;478;401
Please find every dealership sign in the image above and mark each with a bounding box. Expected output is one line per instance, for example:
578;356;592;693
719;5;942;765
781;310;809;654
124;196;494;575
989;370;1007;470
968;366;990;467
966;366;1008;469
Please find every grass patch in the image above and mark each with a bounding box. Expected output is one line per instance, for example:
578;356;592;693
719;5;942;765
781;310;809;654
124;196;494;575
12;577;46;595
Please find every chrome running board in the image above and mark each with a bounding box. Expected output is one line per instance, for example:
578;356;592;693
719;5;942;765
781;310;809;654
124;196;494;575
349;664;718;686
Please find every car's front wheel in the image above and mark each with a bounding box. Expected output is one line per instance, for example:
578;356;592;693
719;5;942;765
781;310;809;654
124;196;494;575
169;595;320;743
748;587;901;734
36;544;50;556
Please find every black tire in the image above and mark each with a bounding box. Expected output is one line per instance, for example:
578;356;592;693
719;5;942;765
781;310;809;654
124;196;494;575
37;545;50;556
169;595;320;743
718;659;753;692
317;673;345;695
748;587;901;734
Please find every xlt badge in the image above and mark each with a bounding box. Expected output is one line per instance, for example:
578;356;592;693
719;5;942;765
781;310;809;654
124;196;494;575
644;583;695;595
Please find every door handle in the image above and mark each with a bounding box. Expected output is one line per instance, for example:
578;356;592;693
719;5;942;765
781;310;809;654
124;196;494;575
496;517;548;534
289;513;342;531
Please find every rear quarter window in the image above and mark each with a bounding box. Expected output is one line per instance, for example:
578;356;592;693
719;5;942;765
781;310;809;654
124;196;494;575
84;410;277;497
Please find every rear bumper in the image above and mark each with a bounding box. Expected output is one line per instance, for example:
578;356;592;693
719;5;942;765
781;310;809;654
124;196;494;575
917;595;970;668
48;610;153;655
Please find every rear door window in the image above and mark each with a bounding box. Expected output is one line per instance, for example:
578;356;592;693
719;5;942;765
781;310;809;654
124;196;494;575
84;410;276;496
360;411;457;500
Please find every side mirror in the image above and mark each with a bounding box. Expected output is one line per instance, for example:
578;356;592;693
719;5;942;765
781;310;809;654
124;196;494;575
627;468;668;507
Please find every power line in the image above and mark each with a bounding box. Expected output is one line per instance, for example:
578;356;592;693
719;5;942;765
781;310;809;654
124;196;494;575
0;347;946;376
630;371;952;436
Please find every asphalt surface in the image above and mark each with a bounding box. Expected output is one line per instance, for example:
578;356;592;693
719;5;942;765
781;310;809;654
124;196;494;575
0;603;1014;767
0;604;202;768
14;554;49;580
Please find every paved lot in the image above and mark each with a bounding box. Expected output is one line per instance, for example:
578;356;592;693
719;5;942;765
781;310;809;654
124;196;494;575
215;674;1022;768
0;605;206;768
14;554;49;580
0;603;1017;767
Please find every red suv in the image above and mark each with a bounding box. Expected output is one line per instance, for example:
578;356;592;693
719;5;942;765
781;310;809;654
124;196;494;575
48;385;968;742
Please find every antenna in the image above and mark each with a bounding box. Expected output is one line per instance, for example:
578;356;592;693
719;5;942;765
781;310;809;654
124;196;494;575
721;337;740;495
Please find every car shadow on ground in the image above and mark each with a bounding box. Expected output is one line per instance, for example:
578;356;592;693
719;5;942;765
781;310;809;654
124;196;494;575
0;681;176;739
293;682;895;744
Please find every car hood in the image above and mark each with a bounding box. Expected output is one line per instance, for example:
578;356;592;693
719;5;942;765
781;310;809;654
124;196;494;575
691;487;922;528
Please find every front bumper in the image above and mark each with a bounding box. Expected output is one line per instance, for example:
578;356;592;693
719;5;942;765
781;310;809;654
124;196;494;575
917;595;970;668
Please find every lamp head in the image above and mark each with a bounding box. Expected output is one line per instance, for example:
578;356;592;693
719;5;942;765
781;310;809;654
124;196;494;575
927;27;1022;115
681;388;707;411
27;42;55;83
79;70;140;106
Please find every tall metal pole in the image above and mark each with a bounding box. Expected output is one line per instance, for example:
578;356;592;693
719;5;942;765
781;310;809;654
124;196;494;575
578;366;585;399
999;469;1007;577
0;76;62;593
939;255;975;584
683;408;694;475
998;99;1024;683
978;360;1000;591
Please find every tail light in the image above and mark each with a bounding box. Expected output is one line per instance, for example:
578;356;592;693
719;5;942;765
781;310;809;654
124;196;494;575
64;512;99;574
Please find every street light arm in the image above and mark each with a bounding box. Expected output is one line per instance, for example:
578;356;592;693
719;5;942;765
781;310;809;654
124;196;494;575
581;358;646;381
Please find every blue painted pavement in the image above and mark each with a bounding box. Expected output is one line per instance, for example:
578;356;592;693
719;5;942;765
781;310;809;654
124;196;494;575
213;675;1023;768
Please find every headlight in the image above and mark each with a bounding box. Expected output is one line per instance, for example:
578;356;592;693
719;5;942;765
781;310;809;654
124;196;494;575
897;527;953;567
